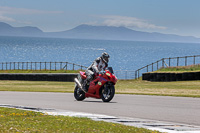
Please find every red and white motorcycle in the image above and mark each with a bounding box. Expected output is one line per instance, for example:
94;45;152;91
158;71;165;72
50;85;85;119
74;67;117;102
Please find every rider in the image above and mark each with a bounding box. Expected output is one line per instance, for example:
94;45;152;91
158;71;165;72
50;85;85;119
83;52;110;91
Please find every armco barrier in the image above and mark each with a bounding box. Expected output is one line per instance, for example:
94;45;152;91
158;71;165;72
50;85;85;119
142;72;200;81
0;73;78;82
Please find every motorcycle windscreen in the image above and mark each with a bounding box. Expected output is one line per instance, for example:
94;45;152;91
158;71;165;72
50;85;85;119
107;67;114;74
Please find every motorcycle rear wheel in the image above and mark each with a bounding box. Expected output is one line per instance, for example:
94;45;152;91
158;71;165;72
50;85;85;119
74;85;85;101
101;85;115;102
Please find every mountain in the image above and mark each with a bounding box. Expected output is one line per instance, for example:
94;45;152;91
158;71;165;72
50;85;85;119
0;22;43;37
50;24;200;43
0;22;200;43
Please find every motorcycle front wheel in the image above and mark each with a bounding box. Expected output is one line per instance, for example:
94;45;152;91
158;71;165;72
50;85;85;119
101;85;115;102
74;85;85;101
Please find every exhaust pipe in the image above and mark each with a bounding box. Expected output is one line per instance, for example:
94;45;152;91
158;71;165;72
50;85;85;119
74;78;86;93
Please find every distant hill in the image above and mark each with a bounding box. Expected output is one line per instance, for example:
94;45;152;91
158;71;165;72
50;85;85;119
1;22;200;43
0;22;43;37
50;24;200;43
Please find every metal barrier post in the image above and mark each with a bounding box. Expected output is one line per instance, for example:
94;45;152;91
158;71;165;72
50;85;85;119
65;62;67;70
162;58;164;68
177;57;179;66
185;56;187;66
14;62;15;70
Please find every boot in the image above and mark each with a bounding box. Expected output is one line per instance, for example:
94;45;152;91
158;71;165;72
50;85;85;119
82;80;88;92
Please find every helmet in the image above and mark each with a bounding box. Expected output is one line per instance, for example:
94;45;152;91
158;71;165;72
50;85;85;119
101;52;110;63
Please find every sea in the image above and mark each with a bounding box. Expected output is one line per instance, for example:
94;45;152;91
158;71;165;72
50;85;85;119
0;36;200;72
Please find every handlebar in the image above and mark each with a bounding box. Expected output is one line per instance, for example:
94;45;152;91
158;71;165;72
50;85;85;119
95;71;106;76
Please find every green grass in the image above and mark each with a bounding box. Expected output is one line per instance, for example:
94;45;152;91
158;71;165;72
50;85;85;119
0;79;200;97
0;80;74;92
156;64;200;72
0;107;158;133
116;79;200;97
0;69;80;73
0;65;200;97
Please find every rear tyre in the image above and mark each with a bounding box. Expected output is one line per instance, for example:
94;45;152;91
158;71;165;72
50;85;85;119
101;85;115;102
74;85;85;101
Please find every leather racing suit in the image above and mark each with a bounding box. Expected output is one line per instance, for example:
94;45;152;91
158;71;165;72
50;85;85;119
85;57;108;83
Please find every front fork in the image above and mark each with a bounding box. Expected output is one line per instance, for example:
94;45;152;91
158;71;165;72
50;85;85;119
74;74;86;93
103;82;113;94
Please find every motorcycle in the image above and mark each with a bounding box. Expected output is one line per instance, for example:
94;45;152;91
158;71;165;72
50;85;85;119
74;67;117;102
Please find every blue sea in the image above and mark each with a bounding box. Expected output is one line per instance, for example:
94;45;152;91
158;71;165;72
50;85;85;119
0;36;200;71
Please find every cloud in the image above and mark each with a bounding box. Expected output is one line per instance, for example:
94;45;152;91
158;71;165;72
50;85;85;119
99;15;167;30
0;14;32;24
0;15;16;22
0;6;63;15
0;6;63;23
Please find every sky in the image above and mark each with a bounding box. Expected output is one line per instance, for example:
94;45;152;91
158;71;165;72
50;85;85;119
0;0;200;37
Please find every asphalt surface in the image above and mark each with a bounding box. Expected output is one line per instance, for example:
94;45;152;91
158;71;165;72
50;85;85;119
0;91;200;126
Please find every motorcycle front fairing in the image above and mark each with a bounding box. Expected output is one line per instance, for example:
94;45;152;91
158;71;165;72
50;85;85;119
101;70;117;85
80;71;86;79
85;76;107;98
85;70;117;98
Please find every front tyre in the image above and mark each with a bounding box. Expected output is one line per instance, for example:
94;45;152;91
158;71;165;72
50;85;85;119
74;85;85;101
101;85;115;102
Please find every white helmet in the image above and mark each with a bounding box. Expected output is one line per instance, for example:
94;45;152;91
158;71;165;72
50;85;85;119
101;52;110;63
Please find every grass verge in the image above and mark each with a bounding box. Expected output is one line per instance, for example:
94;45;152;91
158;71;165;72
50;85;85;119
156;64;200;72
0;79;200;97
116;79;200;97
0;80;74;92
0;107;157;133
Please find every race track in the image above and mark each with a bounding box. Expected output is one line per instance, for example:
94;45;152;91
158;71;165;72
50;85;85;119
0;91;200;126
